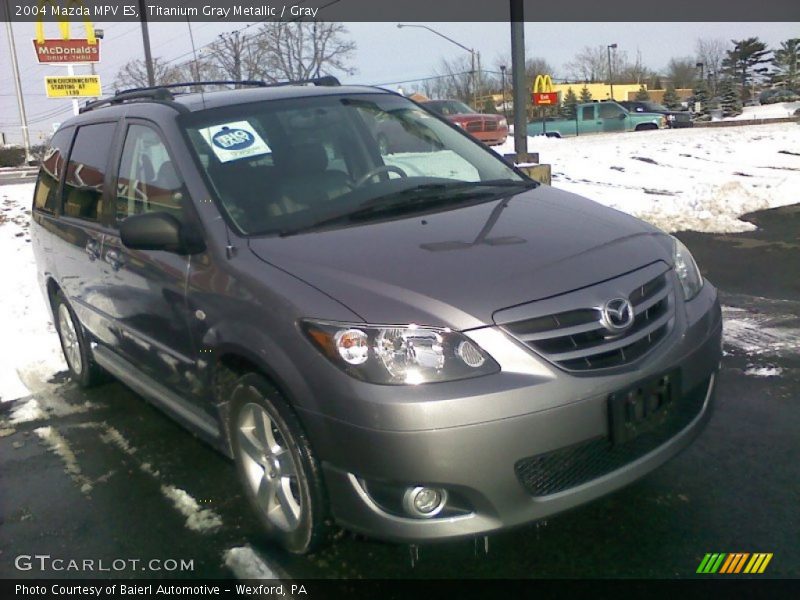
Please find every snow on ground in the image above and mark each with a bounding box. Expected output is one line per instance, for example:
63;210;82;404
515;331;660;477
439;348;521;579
223;546;280;579
495;122;800;234
160;484;223;534
721;306;800;356
744;366;783;377
0;183;65;403
723;102;800;121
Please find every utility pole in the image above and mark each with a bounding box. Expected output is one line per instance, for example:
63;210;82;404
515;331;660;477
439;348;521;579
500;65;508;120
138;0;155;86
510;0;527;159
4;15;32;162
607;43;617;100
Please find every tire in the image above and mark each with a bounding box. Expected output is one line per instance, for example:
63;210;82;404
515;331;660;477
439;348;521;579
53;291;105;388
635;123;658;131
229;373;329;554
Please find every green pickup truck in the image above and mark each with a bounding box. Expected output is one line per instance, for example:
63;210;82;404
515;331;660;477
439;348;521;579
527;101;667;138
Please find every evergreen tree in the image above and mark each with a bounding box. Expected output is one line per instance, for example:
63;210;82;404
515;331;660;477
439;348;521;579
579;85;593;102
662;85;681;109
692;81;712;120
722;37;772;99
771;38;800;91
635;84;650;100
560;87;578;119
719;78;743;117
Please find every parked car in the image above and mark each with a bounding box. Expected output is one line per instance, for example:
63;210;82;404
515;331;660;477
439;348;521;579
422;99;508;145
528;101;666;137
619;100;694;128
32;78;721;554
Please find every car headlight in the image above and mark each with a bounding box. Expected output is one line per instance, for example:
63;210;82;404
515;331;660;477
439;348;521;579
498;118;508;128
667;114;676;121
672;237;703;300
301;321;499;385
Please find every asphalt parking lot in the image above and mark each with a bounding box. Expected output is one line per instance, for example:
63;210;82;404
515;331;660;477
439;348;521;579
1;203;798;580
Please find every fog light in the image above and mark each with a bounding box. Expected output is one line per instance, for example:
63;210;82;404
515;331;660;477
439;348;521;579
402;486;448;518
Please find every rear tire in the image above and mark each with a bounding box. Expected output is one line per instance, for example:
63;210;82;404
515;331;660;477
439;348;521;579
229;373;330;554
53;291;104;388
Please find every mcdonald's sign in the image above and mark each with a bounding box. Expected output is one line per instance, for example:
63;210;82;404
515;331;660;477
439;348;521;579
32;0;100;64
532;75;558;106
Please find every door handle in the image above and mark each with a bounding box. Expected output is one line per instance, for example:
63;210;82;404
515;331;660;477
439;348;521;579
105;249;123;271
85;240;100;261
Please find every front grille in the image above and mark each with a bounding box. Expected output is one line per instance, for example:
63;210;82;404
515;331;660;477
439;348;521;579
485;120;498;131
465;121;483;132
501;271;674;371
514;377;710;497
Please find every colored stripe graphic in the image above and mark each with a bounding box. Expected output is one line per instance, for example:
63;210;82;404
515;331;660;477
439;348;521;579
698;552;773;574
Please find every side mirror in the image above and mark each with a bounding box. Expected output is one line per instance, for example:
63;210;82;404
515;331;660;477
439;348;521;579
619;113;627;119
120;212;205;255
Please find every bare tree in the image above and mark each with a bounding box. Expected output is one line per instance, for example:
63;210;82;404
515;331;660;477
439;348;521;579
255;22;356;82
204;30;269;84
565;46;607;82
617;49;655;85
113;57;184;90
666;57;700;89
428;55;474;103
695;37;726;92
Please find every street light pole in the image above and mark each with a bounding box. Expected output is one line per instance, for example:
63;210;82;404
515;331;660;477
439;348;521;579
500;65;508;120
4;16;32;162
397;24;477;108
607;43;617;100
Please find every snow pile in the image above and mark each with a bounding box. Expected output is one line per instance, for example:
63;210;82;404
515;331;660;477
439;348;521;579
724;102;800;121
160;484;223;533
0;183;65;403
223;546;280;579
495;123;800;233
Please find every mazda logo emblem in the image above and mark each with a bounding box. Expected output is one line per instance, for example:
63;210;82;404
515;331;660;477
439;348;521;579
601;297;635;332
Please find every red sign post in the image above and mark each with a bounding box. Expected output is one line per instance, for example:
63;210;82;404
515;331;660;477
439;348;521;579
32;39;101;64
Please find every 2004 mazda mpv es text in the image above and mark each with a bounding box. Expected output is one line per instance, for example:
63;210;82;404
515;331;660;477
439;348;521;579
31;78;722;553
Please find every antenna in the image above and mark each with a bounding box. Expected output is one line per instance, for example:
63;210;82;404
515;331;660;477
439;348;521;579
186;18;206;108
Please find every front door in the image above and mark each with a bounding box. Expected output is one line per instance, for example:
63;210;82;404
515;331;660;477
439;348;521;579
599;103;628;133
100;121;197;395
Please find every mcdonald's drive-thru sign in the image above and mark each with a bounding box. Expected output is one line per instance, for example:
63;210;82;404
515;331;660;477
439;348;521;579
32;0;101;64
532;75;559;106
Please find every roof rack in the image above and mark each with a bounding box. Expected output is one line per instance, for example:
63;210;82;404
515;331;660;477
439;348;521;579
79;76;342;114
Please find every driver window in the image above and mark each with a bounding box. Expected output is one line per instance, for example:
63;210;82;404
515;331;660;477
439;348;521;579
599;103;623;119
116;124;184;224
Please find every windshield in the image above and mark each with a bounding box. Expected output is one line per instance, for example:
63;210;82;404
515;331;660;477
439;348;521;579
181;93;522;235
424;100;476;116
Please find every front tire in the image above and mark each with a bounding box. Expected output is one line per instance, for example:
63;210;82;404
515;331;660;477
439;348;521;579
229;373;329;554
53;291;104;387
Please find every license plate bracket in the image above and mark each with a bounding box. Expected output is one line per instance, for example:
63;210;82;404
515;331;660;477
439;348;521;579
608;370;680;445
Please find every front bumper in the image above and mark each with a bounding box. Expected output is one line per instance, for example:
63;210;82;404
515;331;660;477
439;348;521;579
297;282;722;542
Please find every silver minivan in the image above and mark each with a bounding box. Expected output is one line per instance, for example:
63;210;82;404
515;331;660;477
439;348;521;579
31;79;722;553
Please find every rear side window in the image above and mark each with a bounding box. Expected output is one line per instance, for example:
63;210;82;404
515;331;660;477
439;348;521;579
62;122;116;221
33;127;73;214
115;124;185;223
581;105;594;121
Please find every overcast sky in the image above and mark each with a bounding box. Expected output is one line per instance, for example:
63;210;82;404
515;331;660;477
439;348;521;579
2;21;798;144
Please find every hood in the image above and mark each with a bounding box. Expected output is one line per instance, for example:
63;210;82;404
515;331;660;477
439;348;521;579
248;186;674;330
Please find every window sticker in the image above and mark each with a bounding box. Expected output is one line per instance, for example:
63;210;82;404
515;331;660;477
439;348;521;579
199;121;271;163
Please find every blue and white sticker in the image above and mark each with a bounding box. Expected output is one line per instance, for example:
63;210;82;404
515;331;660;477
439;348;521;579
199;120;271;163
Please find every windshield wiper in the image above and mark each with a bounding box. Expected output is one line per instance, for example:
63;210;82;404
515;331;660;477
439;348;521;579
279;180;536;237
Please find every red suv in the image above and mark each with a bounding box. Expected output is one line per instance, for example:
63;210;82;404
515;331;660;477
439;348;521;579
423;99;508;146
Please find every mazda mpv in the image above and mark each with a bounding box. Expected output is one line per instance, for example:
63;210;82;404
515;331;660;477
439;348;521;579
31;79;722;553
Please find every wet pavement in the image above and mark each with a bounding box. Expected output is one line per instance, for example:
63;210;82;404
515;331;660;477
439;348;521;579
1;204;798;580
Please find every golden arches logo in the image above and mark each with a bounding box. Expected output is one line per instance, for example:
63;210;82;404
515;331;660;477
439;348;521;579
35;0;96;44
533;75;554;94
